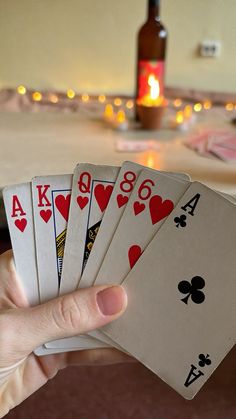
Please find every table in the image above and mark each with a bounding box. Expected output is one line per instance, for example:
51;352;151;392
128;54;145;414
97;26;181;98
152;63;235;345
0;111;236;227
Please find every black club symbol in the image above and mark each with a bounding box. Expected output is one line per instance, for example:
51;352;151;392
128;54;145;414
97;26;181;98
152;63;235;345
174;214;187;228
198;354;211;368
178;276;205;305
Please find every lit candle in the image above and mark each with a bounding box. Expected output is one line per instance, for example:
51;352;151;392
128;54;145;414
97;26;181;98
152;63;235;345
137;74;166;130
184;104;196;125
170;110;190;131
104;103;114;123
138;74;165;107
114;109;128;131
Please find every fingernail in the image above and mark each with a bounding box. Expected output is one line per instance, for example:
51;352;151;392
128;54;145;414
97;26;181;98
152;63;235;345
96;286;127;316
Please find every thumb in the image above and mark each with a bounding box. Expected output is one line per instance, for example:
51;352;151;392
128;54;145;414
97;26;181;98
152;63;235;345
2;285;127;356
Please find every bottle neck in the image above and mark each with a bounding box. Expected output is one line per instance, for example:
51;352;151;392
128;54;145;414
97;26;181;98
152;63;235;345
148;0;160;20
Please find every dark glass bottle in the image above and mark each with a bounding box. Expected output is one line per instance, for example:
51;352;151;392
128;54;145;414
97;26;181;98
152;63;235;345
136;0;167;107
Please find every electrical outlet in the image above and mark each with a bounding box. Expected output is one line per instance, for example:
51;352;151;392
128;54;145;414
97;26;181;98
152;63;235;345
200;40;221;57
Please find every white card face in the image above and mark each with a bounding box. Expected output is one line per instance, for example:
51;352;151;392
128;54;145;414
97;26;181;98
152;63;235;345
3;183;39;306
95;170;190;288
31;175;72;302
102;182;236;399
59;163;120;296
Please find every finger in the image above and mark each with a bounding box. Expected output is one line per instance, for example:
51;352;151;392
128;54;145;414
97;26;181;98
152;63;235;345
2;285;127;357
0;250;28;309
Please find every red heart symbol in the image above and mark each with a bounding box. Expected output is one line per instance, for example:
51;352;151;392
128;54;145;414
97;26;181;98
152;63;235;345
15;218;27;232
117;194;129;208
94;184;113;212
133;201;145;216
149;195;174;225
55;194;71;221
128;245;142;269
77;196;89;210
40;209;52;223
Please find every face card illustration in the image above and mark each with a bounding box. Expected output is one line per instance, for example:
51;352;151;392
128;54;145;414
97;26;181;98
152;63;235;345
3;183;39;306
102;182;236;399
95;169;190;289
59;163;120;296
31;175;72;302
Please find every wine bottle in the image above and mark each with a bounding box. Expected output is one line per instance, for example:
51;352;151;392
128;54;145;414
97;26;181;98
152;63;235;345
136;0;167;107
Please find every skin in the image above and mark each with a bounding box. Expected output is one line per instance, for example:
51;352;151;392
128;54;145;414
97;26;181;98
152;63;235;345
0;250;130;417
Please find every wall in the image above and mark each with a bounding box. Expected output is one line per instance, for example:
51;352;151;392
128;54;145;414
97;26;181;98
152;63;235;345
0;0;235;94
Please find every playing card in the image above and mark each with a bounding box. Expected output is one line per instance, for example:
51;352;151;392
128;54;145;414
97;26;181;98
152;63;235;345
3;183;39;306
31;174;72;302
85;170;189;344
95;170;190;288
59;163;120;296
79;162;190;290
207;132;236;151
46;164;120;351
102;182;236;399
209;143;236;162
35;336;109;356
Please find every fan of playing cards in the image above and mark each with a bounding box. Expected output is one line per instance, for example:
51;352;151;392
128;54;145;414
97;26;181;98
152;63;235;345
3;162;236;400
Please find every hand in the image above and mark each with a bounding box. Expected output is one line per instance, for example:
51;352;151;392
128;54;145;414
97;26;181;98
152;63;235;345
0;250;128;418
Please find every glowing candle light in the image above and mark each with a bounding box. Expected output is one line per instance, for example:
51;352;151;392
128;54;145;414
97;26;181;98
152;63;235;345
104;104;114;121
114;109;128;131
137;74;166;129
126;99;134;109
82;93;89;102
176;111;184;125
67;89;75;99
149;74;160;100
225;103;234;111
49;94;59;104
138;75;164;107
114;97;122;107
203;100;212;110
98;94;106;103
184;105;193;120
194;103;202;112
173;98;182;108
32;91;42;102
17;85;26;95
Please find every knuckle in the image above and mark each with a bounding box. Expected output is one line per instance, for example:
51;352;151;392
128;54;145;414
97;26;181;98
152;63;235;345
52;295;88;333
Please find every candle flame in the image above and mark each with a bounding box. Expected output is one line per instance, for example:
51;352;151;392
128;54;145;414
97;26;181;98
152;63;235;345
148;74;160;100
117;109;126;123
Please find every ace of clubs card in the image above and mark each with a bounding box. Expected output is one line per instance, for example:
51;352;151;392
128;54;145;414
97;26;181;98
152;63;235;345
102;182;236;399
